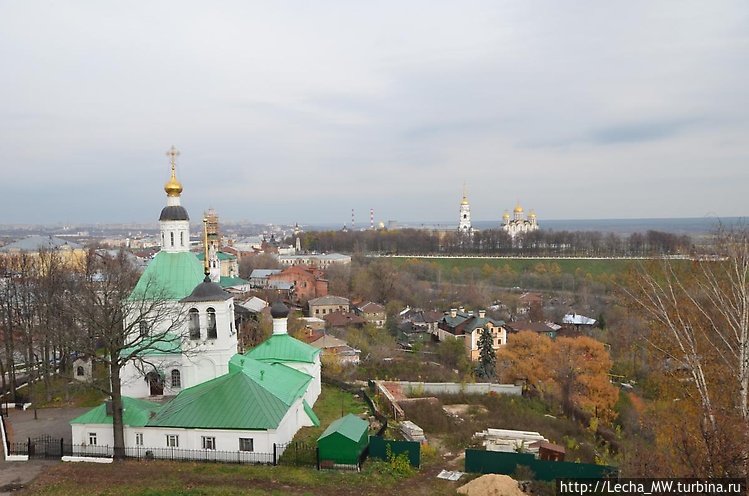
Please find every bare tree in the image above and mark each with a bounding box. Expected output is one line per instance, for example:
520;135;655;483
69;248;187;461
624;225;749;476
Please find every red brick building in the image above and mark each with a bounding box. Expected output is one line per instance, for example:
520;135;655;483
268;264;328;303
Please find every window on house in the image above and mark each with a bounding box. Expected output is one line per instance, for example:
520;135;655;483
188;308;200;339
207;308;217;339
139;320;149;337
202;436;216;450
171;369;181;388
166;434;179;448
239;438;254;452
89;432;97;446
76;366;85;377
135;433;144;446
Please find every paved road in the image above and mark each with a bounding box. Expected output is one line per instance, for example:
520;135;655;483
0;406;92;494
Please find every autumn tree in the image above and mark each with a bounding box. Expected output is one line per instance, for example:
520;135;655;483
498;331;552;396
548;336;619;422
623;225;749;476
498;331;618;421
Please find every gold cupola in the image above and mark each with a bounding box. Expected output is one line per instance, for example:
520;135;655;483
461;182;469;205
164;145;183;197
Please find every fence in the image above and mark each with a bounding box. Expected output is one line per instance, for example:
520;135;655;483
275;441;318;468
464;449;618;481
368;436;421;468
9;437;275;465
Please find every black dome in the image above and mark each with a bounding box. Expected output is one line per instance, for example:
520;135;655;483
159;205;190;221
270;301;289;318
180;277;232;302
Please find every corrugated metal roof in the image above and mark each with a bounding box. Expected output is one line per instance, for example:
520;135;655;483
309;295;350;306
70;397;162;427
129;251;205;300
245;334;321;364
147;369;293;430
0;235;83;252
227;355;311;405
318;414;368;442
563;314;596;325
304;400;320;427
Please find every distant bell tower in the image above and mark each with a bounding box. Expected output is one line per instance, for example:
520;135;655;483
159;146;191;253
204;208;221;282
458;183;472;234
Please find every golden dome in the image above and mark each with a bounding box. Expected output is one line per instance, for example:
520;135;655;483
164;165;183;197
503;211;510;218
529;212;536;218
461;197;469;206
513;204;524;213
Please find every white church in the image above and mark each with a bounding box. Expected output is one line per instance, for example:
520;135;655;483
71;148;321;460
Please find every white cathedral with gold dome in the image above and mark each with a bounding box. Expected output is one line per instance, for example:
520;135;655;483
502;202;539;238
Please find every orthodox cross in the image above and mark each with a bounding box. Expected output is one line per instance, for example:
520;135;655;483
166;145;181;170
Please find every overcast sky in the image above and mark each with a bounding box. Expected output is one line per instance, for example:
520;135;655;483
1;1;747;226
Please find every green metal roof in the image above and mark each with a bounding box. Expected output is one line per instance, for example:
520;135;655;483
219;276;249;287
245;334;321;364
129;251;205;301
228;354;311;406
121;332;182;358
304;400;320;427
70;397;162;427
318;413;368;442
147;361;314;430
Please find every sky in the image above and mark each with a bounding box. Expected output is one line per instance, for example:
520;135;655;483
1;1;747;226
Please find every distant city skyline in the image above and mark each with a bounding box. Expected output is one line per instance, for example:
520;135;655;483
1;2;747;226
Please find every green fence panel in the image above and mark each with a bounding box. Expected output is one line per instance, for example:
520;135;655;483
531;458;618;481
464;449;617;482
368;436;421;467
465;449;534;475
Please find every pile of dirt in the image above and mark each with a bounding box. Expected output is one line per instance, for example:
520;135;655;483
457;474;526;496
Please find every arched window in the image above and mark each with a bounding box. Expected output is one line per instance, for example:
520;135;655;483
76;366;85;377
188;308;200;339
139;320;149;337
171;369;181;388
207;307;217;339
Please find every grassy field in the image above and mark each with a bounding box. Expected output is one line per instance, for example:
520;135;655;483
392;256;641;280
23;458;462;496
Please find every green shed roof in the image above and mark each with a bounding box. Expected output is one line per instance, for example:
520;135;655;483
318;413;369;442
245;334;321;364
70;397;162;427
130;251;205;301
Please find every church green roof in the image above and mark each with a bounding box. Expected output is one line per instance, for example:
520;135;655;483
70;397;162;427
196;252;237;262
244;334;321;364
228;355;312;406
147;365;310;430
129;251;205;301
